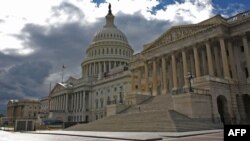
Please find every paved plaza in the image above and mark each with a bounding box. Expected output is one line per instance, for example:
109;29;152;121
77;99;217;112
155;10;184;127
0;129;223;141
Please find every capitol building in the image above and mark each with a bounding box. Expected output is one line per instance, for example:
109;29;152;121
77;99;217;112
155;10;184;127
49;5;250;131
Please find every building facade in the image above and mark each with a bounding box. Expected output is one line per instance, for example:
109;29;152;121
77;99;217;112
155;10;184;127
49;5;250;125
7;99;40;125
129;11;250;124
49;4;133;122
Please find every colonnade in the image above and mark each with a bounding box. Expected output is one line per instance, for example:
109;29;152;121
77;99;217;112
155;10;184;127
50;91;90;113
50;94;68;112
83;61;127;77
131;34;250;95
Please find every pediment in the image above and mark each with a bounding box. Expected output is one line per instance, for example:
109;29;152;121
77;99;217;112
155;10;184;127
50;83;66;95
143;15;226;51
144;24;215;51
65;76;77;84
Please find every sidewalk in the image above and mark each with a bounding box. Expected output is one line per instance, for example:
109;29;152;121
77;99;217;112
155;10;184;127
25;129;223;141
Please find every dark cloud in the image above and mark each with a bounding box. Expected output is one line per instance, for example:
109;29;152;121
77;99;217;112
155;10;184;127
0;61;52;114
50;2;84;22
116;12;171;52
0;2;171;114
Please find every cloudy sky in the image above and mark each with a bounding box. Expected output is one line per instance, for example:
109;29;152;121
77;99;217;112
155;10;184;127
0;0;249;114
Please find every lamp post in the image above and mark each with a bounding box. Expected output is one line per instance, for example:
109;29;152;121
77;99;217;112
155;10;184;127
187;71;194;92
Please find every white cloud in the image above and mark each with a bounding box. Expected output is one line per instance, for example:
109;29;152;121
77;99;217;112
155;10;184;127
0;0;215;55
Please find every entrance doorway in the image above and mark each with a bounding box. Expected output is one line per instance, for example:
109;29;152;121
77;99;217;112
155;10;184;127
243;94;250;121
217;95;230;124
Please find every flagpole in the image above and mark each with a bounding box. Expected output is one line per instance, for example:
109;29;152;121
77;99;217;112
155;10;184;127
62;65;65;83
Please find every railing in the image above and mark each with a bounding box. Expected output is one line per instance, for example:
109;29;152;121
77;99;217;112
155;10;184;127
172;87;209;95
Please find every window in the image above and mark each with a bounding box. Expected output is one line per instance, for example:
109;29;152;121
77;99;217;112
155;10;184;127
100;99;103;108
95;99;99;109
241;46;244;52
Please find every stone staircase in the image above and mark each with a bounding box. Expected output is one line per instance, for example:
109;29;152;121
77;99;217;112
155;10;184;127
66;94;221;132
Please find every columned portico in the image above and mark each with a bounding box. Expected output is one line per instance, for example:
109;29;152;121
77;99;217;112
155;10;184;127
219;37;230;79
171;53;178;90
242;34;250;79
152;58;157;96
182;50;188;88
206;41;214;76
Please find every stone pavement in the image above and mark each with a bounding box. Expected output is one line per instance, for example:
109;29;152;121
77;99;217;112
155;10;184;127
0;129;223;141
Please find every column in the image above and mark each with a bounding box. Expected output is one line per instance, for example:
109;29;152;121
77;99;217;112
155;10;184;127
182;50;188;87
161;56;167;94
71;94;73;111
83;91;85;111
219;37;230;79
144;61;149;95
228;40;237;79
88;64;91;76
77;92;80;112
131;70;135;94
206;41;214;76
93;62;96;75
152;58;157;96
104;62;107;72
242;34;250;78
99;62;102;73
109;61;111;71
172;54;178;89
79;92;82;111
138;69;142;94
201;48;207;75
59;96;61;111
193;46;201;77
74;93;77;111
65;94;68;112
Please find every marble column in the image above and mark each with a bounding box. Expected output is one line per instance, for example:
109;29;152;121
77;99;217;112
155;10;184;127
219;37;230;79
228;40;237;79
131;70;135;94
99;62;102;73
193;46;201;77
65;94;68;112
152;58;157;96
206;41;214;76
144;61;149;95
104;62;107;72
242;34;250;78
71;94;73;111
109;61;111;71
172;54;178;90
161;56;167;94
138;69;142;94
88;64;91;76
83;92;85;111
80;92;82;111
201;48;208;75
182;50;188;88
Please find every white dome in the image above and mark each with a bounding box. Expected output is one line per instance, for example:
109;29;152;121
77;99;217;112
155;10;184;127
91;5;128;44
81;4;134;78
92;27;128;43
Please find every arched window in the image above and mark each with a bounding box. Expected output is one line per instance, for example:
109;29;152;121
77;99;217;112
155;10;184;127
107;96;111;105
